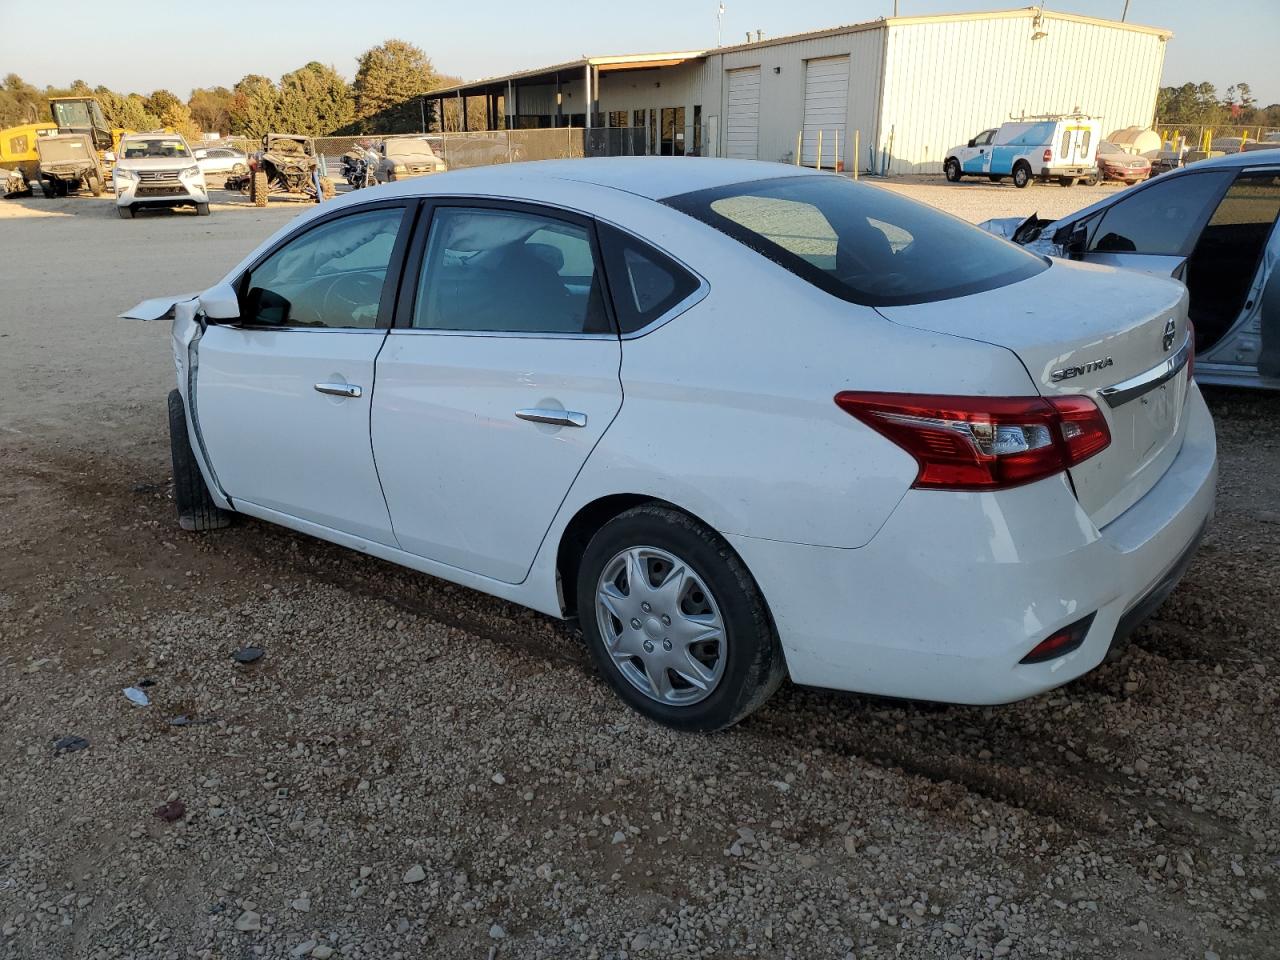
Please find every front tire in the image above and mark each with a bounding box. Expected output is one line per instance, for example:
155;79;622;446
168;390;232;532
195;202;210;216
943;158;961;182
117;204;134;219
252;170;268;207
1012;162;1031;188
577;504;784;732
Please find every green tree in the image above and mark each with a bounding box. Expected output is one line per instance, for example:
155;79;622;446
277;62;353;136
0;74;47;126
228;74;280;139
188;86;235;134
94;86;160;131
352;39;437;132
146;89;182;118
162;100;202;142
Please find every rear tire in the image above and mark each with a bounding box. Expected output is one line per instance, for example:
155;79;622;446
943;158;961;182
168;389;233;532
89;174;104;197
252;170;268;207
576;503;785;732
39;178;55;198
195;202;210;216
1012;163;1032;188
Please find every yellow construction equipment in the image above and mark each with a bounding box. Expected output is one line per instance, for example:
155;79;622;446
1;121;60;191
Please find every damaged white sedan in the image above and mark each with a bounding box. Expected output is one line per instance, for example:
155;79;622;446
124;159;1216;731
982;149;1280;389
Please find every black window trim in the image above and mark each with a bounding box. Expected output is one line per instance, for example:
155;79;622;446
391;196;621;340
594;216;709;340
230;198;420;333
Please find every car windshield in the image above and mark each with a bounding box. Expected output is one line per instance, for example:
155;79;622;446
386;139;435;158
51;101;93;128
38;138;91;162
1098;141;1122;155
122;138;190;159
664;175;1048;306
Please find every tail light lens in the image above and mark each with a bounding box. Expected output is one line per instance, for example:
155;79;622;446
1042;148;1053;163
834;392;1111;491
1020;614;1096;664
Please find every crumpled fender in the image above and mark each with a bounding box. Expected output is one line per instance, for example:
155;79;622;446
117;293;232;509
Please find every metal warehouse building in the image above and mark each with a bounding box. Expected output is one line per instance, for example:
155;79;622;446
426;7;1171;174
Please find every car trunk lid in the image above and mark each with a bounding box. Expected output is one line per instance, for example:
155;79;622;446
877;258;1192;527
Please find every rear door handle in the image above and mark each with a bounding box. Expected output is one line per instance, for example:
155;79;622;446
314;382;363;399
515;408;587;428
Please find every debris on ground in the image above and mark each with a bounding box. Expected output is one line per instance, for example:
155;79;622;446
122;687;150;707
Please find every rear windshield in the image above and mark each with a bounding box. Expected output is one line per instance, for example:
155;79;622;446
663;175;1047;306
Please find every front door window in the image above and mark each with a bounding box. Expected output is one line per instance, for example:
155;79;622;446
240;207;405;328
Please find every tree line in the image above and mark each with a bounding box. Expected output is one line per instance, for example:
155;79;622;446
1156;81;1279;129
0;39;477;142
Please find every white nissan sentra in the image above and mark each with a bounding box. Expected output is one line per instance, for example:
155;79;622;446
123;158;1217;731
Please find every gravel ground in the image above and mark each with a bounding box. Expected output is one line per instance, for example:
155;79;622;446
1;177;1276;960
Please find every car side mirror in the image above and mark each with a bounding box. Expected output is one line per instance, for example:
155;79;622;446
967;138;976;148
199;281;240;322
194;149;208;160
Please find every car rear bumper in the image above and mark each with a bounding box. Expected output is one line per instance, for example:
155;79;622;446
728;384;1217;705
1038;165;1093;179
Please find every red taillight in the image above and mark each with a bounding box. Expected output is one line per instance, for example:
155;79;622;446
834;392;1111;491
1042;148;1053;163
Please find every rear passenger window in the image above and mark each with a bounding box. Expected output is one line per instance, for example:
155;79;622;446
413;207;611;334
598;223;700;334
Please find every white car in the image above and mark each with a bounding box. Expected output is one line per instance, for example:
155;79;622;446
122;159;1216;731
195;145;249;178
980;150;1280;390
114;133;210;218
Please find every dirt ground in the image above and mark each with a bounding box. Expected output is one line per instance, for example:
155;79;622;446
0;178;1276;960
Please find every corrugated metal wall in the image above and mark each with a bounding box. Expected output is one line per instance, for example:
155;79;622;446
877;13;1167;174
706;28;885;166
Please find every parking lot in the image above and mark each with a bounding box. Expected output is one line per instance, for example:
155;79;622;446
1;178;1277;960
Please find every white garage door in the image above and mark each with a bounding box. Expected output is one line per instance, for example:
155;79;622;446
725;67;760;160
802;56;849;168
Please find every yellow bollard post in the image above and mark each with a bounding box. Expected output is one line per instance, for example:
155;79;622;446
834;129;841;172
796;130;802;165
817;129;823;170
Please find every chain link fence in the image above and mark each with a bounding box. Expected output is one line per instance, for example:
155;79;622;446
211;127;670;181
1153;123;1280;153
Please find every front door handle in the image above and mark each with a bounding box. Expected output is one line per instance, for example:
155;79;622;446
314;382;363;399
515;408;587;428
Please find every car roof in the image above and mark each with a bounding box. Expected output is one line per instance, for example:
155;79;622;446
389;157;820;201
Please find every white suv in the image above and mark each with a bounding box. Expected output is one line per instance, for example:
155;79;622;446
114;133;210;219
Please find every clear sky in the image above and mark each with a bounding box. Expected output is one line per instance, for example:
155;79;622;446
2;0;1277;104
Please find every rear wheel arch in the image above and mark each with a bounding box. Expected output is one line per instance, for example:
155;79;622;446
555;495;756;619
